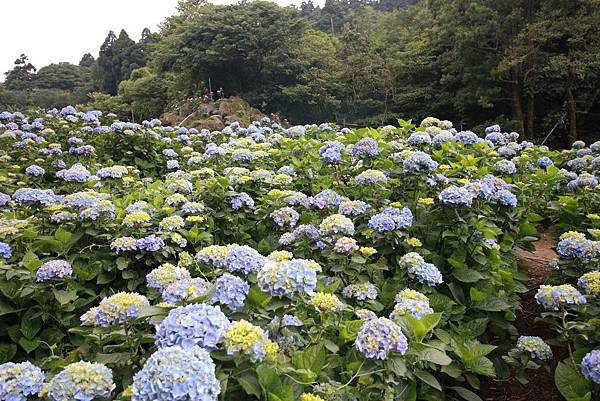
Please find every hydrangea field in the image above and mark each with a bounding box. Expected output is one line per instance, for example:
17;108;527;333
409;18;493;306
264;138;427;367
0;107;598;401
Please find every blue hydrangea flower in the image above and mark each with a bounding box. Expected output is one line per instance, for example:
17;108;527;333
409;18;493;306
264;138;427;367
0;192;10;206
557;232;594;259
12;188;59;206
535;284;586;310
161;278;209;305
537;157;554;168
156;303;229;349
368;207;413;233
131;345;220;401
270;207;300;228
0;242;11;259
454;130;481;144
0;361;45;401
48;361;114;401
313;189;342;209
146;263;191;291
56;163;91;182
25;165;45;177
408;262;443;286
213;274;249;311
581;349;600;384
319;214;355;236
135;235;166;252
231;193;254;209
391;289;434;320
319;141;345;163
403;151;439;174
352;137;380;157
355;169;388;185
407;131;432;146
223;245;266;274
438;185;476;207
257;259;317;296
342;282;378;300
81;292;149;327
338;200;370;216
494;160;517;175
492;189;517;207
355;317;408;360
36;260;73;282
516;336;553;361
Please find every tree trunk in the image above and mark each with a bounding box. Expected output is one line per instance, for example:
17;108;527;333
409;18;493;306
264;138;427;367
564;73;577;145
526;93;535;139
510;69;526;135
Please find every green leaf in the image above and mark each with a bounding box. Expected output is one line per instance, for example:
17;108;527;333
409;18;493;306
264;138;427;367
554;361;591;401
238;372;261;398
247;285;271;308
405;313;441;342
473;296;510;312
18;337;41;353
339;320;363;343
414;369;441;391
21;251;41;272
0;302;17;317
268;385;294;401
450;386;483;401
53;289;78;305
387;356;408;377
257;364;280;392
420;348;452;366
20;318;42;339
469;357;496;377
452;268;484;283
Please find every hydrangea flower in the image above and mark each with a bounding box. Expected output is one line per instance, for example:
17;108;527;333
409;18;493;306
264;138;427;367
80;292;149;327
557;232;594;259
516;336;553;361
156;304;229;349
257;259;317;296
368;207;413;232
0;361;45;401
355;317;408;360
581;349;600;384
578;271;600;295
494;159;517;174
333;237;359;254
355;169;388;185
403;151;438;174
13;188;59;206
161;278;209;305
310;292;344;312
56;163;91;182
352;137;380;157
391;289;434;320
270;207;300;228
342;282;378;300
223;245;266;274
408;262;443;286
231;193;254;209
407;132;432;146
48;361;114;401
535;284;586;310
438;185;476;207
222;320;269;361
135;235;166;252
338;200;370;216
537;156;554;168
319;141;345;163
131;345;220;401
319;214;355;236
110;236;138;253
25;165;45;177
213;274;249;311
36;260;73;282
146;263;191;291
196;244;239;267
0;242;12;259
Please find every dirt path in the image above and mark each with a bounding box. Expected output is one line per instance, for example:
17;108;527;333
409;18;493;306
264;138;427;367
482;231;565;401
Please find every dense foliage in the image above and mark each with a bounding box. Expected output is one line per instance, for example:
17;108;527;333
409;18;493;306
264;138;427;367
0;107;598;400
3;0;600;146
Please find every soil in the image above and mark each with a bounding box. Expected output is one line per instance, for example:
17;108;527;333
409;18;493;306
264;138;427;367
481;231;566;401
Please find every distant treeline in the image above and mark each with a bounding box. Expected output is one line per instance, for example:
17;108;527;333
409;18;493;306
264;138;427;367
2;0;599;147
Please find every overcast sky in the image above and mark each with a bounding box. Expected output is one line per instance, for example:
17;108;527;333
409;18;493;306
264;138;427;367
0;0;321;79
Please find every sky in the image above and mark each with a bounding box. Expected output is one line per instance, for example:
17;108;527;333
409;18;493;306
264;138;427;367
0;0;319;80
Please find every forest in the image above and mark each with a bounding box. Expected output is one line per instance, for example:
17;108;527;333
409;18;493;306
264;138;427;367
2;0;600;147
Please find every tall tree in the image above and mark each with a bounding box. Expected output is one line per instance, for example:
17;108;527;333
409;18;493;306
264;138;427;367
4;54;37;90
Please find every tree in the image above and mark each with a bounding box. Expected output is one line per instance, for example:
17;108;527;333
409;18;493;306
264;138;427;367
4;54;37;90
79;53;96;68
96;30;146;94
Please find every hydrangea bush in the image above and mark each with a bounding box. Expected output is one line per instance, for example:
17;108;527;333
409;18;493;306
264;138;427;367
0;109;598;400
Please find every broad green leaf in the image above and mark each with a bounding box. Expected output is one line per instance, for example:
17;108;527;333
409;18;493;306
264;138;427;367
414;369;441;391
554;361;591;401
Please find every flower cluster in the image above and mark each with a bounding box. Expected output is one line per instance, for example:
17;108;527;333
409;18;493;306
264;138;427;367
355;317;408;360
257;258;317;296
36;259;73;282
581;349;600;384
516;336;553;361
131;345;221;401
368;207;413;233
222;320;269;362
534;284;586;310
155;303;229;349
80;292;149;327
0;361;45;401
48;361;114;401
391;289;434;320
